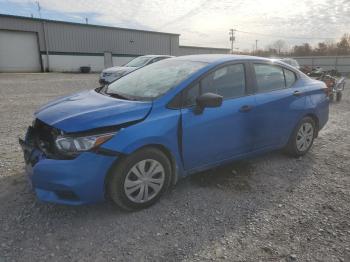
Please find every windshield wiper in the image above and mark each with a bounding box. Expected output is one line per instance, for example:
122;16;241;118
106;91;135;101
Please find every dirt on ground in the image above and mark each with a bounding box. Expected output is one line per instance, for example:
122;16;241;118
0;73;349;262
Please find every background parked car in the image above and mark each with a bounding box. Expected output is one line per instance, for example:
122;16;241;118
99;55;173;85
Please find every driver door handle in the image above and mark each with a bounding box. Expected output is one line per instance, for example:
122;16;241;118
239;105;253;112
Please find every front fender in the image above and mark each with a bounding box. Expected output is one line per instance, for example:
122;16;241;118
100;108;185;176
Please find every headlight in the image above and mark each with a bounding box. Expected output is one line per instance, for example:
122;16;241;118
55;132;115;156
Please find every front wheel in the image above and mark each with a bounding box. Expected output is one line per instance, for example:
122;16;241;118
107;148;171;211
286;117;316;157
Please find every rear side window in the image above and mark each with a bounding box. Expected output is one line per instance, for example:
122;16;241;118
254;64;285;92
183;64;246;107
284;69;297;88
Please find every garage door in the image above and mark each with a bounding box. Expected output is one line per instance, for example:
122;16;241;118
0;30;41;72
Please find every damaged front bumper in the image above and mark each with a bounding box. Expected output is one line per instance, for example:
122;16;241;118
19;129;117;205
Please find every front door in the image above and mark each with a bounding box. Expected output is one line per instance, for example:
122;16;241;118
181;63;256;172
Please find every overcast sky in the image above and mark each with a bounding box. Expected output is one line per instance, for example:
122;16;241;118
1;0;349;51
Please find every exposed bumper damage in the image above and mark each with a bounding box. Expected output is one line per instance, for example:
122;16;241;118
19;121;117;205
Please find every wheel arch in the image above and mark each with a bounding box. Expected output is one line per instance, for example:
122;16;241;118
303;113;320;137
104;144;179;201
140;144;179;186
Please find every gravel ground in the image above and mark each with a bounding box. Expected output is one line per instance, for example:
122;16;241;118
0;73;349;262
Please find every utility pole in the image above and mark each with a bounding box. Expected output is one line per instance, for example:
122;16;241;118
35;1;50;71
35;1;42;18
229;29;236;54
255;39;258;54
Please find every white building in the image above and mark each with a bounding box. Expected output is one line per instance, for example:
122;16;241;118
0;14;229;72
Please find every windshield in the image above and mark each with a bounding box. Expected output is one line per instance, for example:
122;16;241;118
124;56;152;67
106;59;207;100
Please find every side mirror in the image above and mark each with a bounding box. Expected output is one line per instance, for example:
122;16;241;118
195;92;223;114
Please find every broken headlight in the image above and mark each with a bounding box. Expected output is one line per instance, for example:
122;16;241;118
55;132;116;156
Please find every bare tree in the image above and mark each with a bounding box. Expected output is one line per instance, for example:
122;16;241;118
337;33;350;55
271;40;287;55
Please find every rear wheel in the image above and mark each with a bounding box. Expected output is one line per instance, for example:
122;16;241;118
107;147;171;211
286;117;316;157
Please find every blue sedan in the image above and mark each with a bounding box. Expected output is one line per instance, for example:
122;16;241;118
19;55;329;210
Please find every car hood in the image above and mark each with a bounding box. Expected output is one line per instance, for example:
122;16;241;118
35;90;152;133
103;66;138;74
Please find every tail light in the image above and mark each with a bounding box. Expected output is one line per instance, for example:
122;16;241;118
323;84;331;97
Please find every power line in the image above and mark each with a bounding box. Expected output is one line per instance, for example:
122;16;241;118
236;29;339;41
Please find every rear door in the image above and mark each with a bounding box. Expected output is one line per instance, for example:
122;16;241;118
251;63;306;149
180;63;256;171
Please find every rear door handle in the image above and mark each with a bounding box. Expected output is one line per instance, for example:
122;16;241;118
293;90;303;97
239;105;253;112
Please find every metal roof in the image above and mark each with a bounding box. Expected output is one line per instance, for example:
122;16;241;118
0;13;180;36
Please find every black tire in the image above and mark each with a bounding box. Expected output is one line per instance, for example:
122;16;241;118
336;91;342;102
285;116;316;157
107;147;172;211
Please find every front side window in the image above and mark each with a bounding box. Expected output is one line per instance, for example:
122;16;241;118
201;64;246;99
107;59;206;100
183;64;246;107
254;64;285;92
183;83;200;107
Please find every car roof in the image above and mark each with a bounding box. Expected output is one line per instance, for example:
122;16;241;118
174;54;274;64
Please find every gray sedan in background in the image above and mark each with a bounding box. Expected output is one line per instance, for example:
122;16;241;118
99;55;173;85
